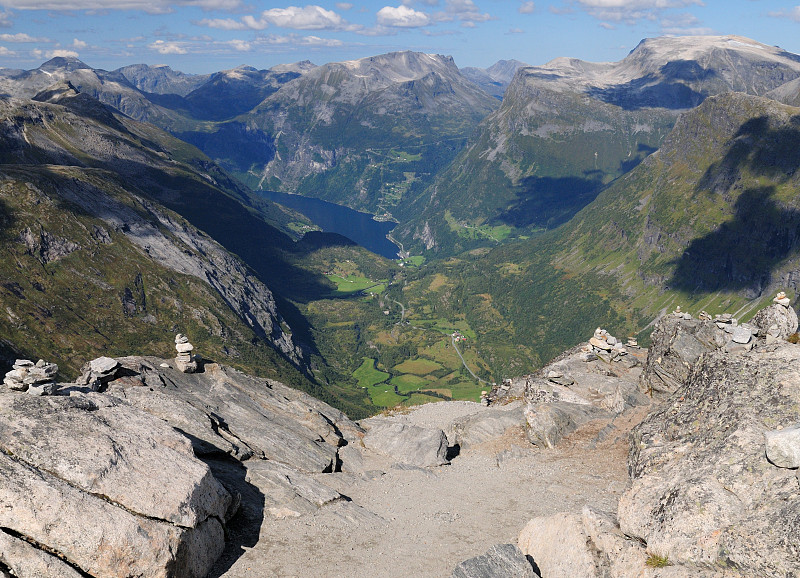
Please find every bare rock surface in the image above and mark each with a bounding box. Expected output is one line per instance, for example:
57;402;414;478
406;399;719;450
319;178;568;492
751;302;799;339
361;421;449;467
619;342;800;575
451;543;538;578
0;529;84;578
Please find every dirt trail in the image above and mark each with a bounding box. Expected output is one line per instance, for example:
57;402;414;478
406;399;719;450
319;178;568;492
214;399;649;578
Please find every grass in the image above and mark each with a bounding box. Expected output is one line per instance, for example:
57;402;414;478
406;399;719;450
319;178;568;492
329;274;386;296
390;373;430;393
645;554;670;568
393;358;444;375
352;357;390;388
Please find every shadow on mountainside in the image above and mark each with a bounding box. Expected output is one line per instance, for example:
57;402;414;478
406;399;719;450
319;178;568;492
496;174;604;229
669;115;800;294
203;458;266;578
587;60;711;111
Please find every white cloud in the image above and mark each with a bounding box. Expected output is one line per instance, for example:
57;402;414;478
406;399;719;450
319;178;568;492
72;37;87;48
571;0;703;24
519;1;535;14
149;39;187;54
441;0;492;22
196;17;246;30
336;2;353;9
197;5;351;31
0;10;12;26
0;32;45;42
0;0;243;13
507;27;524;33
225;38;250;51
768;7;800;22
47;49;79;58
0;45;15;55
377;5;430;27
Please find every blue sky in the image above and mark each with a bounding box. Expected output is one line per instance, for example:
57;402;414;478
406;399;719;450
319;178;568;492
0;1;797;73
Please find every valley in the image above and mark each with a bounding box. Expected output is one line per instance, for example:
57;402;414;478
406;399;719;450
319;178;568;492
4;34;800;421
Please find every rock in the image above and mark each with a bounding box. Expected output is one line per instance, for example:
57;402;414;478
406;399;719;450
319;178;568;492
589;337;612;351
546;370;575;386
89;356;119;375
773;291;791;306
447;406;525;450
0;393;232;527
26;381;57;396
0;529;84;578
752;303;798;339
524;402;600;449
518;512;599;578
362;422;448;467
452;543;538;578
245;460;343;519
0;394;227;577
619;343;800;575
765;426;800;468
106;357;353;472
176;341;194;353
578;351;598;362
639;315;726;396
731;326;752;344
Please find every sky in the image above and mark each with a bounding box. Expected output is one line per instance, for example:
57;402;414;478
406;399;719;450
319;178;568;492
0;1;798;74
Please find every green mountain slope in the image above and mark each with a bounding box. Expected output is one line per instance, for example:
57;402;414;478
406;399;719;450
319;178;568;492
398;35;800;256
408;92;800;378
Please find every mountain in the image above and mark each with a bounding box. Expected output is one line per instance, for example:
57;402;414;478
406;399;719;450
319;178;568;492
220;51;499;216
407;91;800;377
179;64;309;121
0;83;315;383
397;35;800;255
461;59;529;99
115;63;210;96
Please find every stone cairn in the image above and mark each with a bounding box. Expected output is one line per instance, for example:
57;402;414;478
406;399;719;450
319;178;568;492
774;291;791;307
175;334;197;373
672;305;692;320
581;327;634;365
3;359;58;395
76;356;121;391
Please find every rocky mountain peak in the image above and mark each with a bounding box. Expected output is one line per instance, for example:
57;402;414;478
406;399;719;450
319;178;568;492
38;56;92;73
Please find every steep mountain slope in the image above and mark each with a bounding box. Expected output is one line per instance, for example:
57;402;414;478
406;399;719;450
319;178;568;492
407;92;800;376
399;35;800;255
0;88;313;385
461;59;529;99
230;51;499;216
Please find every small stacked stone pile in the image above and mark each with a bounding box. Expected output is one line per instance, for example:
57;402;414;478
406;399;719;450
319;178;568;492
774;291;791;307
76;356;121;391
672;306;692;320
698;310;712;321
712;313;757;352
3;359;58;395
175;334;197;373
626;337;638;348
586;327;628;359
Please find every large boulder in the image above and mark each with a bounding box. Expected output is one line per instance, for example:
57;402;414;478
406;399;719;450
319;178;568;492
639;316;726;396
0;529;84;578
0;392;228;578
362;422;449;467
751;303;799;339
524;402;601;449
447;405;525;450
618;343;800;575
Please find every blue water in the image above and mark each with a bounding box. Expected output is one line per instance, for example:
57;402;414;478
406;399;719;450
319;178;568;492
261;191;399;260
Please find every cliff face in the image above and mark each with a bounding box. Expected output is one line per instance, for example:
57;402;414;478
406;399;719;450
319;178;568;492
0;89;304;377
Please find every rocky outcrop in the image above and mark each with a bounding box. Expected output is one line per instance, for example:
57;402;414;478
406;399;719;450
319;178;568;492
0;391;230;578
452;543;538;578
619;342;800;575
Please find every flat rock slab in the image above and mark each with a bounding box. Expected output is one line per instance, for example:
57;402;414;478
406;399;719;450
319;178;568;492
0;529;84;578
245;459;343;519
765;426;800;468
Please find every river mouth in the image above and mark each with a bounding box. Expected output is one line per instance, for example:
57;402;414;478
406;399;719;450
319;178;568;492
260;190;400;260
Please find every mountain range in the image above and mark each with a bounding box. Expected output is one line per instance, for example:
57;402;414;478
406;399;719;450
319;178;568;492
3;34;800;410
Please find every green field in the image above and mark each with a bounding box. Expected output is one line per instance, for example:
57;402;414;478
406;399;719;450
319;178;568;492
329;274;386;296
353;357;390;388
390;373;431;393
393;358;443;375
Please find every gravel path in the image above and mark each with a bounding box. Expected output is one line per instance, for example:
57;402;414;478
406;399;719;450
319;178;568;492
214;399;648;578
